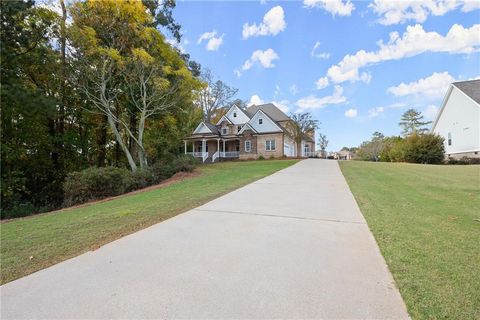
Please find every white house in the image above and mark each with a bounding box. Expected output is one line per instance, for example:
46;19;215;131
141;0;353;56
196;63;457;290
431;79;480;159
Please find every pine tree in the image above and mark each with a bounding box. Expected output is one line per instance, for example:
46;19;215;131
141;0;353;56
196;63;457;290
399;109;432;136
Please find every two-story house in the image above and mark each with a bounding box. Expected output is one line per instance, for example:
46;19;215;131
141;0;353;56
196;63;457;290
184;103;315;162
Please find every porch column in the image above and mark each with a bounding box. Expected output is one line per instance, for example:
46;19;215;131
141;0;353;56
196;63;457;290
223;140;226;153
184;140;187;154
202;139;206;154
217;139;220;154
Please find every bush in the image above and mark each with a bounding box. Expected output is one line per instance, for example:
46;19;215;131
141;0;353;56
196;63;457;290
130;168;155;190
258;155;265;160
63;167;134;206
445;156;480;165
151;161;176;182
171;154;197;173
402;133;445;164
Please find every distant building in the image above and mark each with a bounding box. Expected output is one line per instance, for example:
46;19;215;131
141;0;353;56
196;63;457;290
431;79;480;159
338;150;353;160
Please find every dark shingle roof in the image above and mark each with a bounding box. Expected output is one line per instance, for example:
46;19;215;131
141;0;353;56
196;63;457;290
453;79;480;104
246;103;290;122
204;122;219;134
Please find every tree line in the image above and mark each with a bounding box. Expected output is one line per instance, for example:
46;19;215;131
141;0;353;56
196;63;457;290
0;0;240;218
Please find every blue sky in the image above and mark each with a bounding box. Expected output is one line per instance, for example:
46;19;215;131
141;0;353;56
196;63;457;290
171;0;480;151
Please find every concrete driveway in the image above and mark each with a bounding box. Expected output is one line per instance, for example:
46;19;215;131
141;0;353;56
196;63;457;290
1;159;409;319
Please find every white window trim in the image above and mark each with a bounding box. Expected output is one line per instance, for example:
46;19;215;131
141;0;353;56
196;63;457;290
265;139;276;151
245;140;251;152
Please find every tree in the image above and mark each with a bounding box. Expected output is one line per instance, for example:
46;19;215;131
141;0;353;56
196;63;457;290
399;109;432;136
317;134;328;158
288;113;319;157
196;69;238;122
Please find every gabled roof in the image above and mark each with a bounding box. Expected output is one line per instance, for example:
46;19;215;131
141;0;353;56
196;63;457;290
246;103;290;122
452;79;480;105
215;115;233;125
247;109;284;133
193;121;219;135
238;123;259;135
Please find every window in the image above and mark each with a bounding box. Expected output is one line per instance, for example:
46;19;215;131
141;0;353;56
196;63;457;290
259;118;263;125
245;140;251;152
233;112;237;118
448;132;452;146
222;128;227;135
265;139;276;151
237;125;242;133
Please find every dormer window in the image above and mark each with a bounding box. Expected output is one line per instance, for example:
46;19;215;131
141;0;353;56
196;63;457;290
222;128;227;135
233;112;237;118
259;118;263;125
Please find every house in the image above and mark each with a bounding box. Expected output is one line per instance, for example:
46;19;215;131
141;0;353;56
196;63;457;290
338;150;353;160
184;103;315;162
431;79;480;159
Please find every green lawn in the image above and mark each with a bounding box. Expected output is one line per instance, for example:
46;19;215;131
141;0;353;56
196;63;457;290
339;161;480;320
1;159;298;284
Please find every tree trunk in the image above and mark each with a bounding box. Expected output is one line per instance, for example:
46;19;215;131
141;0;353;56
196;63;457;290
107;114;137;171
95;114;108;167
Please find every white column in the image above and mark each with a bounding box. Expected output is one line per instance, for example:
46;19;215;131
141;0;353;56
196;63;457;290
202;139;206;154
223;140;226;155
217;139;220;154
184;141;187;154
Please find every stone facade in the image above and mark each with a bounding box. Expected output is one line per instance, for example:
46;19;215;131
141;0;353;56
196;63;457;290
239;130;258;160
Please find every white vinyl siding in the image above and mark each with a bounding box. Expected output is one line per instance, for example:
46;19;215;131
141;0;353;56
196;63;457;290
248;110;283;133
265;140;276;151
245;140;251;152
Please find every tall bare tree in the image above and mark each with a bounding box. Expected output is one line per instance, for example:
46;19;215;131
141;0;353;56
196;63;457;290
196;69;238;122
288;113;319;157
317;133;328;158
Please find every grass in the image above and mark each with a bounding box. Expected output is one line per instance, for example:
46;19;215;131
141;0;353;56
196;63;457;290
339;161;480;320
0;159;298;284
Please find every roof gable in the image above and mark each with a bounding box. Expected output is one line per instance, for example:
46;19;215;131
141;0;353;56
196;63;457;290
246;103;290;122
224;104;250;125
246;110;283;133
193;122;218;135
453;79;480;105
215;115;233;125
238;123;258;134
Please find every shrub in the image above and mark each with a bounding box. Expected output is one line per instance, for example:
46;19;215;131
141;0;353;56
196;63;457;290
445;156;480;165
130;168;155;190
151;161;176;182
63;167;134;206
269;155;275;160
402;133;445;164
258;155;265;160
172;154;197;173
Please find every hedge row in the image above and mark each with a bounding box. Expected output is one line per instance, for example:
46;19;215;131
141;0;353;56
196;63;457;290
63;155;197;207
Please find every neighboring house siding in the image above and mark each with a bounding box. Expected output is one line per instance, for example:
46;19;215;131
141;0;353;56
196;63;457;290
432;86;480;157
256;133;284;158
284;135;295;157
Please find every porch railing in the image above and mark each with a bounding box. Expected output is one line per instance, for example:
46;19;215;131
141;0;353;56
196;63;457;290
212;151;219;162
220;151;240;158
202;152;208;163
186;152;203;157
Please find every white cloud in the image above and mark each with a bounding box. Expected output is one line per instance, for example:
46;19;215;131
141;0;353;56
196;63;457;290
388;71;455;100
370;0;480;26
323;23;480;85
344;108;358;118
274;84;281;98
197;30;224;51
303;0;355;16
368;106;384;118
316;77;330;89
243;6;286;39
236;48;280;76
424;105;439;120
249;94;264;106
273;100;290;113
289;84;299;95
311;41;331;59
295;85;347;111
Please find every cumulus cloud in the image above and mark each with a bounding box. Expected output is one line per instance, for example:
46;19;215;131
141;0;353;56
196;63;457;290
311;41;331;59
316;77;330;89
344;108;358;118
368;106;384;118
295;85;347;111
388;71;455;100
303;0;355;16
273;100;290;113
322;23;480;85
236;48;279;76
249;94;264;106
370;0;480;25
243;6;286;39
197;30;224;51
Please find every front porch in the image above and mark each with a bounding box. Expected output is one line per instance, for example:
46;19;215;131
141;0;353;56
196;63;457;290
184;138;240;163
